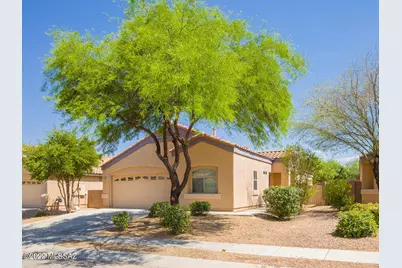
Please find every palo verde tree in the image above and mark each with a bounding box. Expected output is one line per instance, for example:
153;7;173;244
42;0;306;204
281;144;321;204
296;53;379;188
22;130;100;212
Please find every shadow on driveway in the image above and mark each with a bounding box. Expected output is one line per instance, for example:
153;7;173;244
22;209;147;247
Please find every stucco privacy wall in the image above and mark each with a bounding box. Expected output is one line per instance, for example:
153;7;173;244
102;141;171;208
271;162;290;186
233;152;271;209
178;141;234;211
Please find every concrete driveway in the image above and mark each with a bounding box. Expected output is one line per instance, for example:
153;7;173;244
22;209;264;268
23;208;148;247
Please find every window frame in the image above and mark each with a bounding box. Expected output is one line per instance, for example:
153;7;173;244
191;167;218;194
253;170;258;191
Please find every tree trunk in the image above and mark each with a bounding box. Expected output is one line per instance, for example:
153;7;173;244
371;156;379;189
139;120;195;206
170;188;181;205
65;180;71;213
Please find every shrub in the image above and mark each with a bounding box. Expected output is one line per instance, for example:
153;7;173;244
161;205;191;234
335;209;378;238
324;179;354;209
296;183;316;206
148;201;170;218
189;201;211;216
348;203;379;226
262;186;303;220
112;211;132;231
34;210;49;217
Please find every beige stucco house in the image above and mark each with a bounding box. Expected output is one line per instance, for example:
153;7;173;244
359;155;379;203
22;157;111;209
101;125;290;211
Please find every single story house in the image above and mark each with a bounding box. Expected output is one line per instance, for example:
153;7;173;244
22;157;111;209
359;155;379;203
101;125;290;211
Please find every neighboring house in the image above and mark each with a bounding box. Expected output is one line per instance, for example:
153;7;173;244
359;155;379;203
101;125;290;211
257;150;290;187
22;157;112;209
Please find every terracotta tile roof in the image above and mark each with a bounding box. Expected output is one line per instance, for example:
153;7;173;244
89;156;115;175
257;150;286;160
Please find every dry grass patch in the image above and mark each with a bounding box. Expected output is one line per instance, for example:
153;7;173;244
96;206;378;252
59;240;378;268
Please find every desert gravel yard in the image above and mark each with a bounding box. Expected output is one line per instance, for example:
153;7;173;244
96;206;378;252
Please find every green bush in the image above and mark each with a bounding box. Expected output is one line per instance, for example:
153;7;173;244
348;203;379;226
161;205;191;234
296;183;316;205
324;179;354;209
189;201;211;216
112;211;132;231
35;210;49;217
335;209;378;238
148;201;171;218
262;186;303;220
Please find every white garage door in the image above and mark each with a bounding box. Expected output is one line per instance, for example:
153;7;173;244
112;175;171;209
22;181;46;208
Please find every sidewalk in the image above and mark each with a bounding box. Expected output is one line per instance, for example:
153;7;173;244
67;235;379;264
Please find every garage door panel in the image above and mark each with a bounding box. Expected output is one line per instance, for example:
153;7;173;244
112;177;170;209
22;182;46;208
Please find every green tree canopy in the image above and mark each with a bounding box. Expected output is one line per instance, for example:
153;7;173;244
296;53;378;187
344;159;360;180
314;159;360;182
23;129;100;212
43;0;306;204
281;144;321;204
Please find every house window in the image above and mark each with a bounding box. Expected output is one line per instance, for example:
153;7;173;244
192;168;217;193
253;171;258;190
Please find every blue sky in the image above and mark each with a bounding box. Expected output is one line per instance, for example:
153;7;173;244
23;0;378;162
